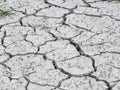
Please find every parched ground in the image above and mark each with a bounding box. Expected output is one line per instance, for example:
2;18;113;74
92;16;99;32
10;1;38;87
0;0;120;90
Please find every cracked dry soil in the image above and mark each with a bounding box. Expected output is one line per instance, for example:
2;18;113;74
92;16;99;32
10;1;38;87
0;0;120;90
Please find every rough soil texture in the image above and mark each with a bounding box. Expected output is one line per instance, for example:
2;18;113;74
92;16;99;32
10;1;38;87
0;0;120;90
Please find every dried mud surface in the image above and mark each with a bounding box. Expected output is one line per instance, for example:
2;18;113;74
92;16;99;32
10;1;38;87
0;0;120;90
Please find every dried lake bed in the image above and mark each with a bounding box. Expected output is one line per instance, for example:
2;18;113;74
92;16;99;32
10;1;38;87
0;0;120;90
